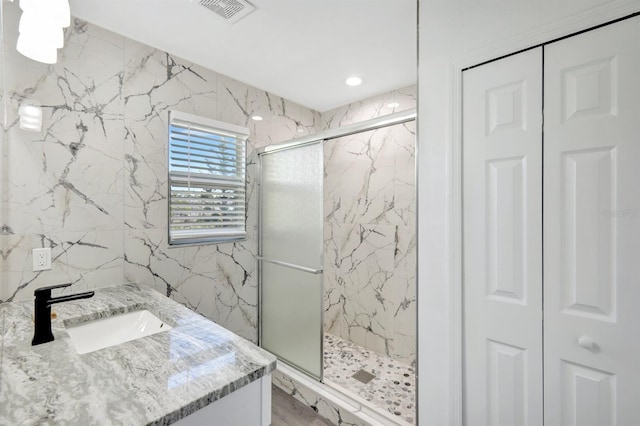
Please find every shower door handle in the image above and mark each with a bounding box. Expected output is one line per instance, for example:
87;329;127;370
257;257;323;274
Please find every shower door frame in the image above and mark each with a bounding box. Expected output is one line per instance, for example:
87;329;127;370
257;140;325;380
257;108;417;382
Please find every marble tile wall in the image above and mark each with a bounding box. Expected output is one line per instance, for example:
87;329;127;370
320;86;416;131
321;86;417;366
0;4;320;344
0;1;7;298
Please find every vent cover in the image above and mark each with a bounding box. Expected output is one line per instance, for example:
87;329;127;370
200;0;256;23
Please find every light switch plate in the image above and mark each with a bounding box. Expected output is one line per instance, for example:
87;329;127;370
32;247;52;271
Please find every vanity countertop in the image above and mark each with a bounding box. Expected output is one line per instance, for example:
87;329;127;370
0;284;276;425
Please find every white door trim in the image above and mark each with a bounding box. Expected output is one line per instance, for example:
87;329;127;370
448;2;640;425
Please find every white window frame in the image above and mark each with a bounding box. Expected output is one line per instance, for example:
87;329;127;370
168;111;249;246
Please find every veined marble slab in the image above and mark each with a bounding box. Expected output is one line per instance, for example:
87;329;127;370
0;283;276;425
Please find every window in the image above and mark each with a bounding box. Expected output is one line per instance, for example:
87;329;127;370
168;111;249;245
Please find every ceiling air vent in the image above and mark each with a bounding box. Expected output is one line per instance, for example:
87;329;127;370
199;0;256;24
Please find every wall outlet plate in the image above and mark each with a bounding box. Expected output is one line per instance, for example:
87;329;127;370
32;247;52;271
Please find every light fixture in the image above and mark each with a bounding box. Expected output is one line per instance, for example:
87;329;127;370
345;76;364;87
19;13;64;48
54;0;71;27
20;0;70;26
17;34;58;64
251;115;263;121
19;103;43;132
386;102;400;109
16;0;70;64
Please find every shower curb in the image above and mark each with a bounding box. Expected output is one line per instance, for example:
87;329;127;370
273;363;413;426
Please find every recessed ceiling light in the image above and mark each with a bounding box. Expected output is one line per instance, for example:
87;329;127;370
251;115;263;121
386;102;400;109
345;76;364;87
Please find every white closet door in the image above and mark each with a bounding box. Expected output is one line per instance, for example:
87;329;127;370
463;48;543;426
544;16;640;426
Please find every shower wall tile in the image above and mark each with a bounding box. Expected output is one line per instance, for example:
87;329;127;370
389;225;417;366
322;91;417;365
324;223;398;356
0;4;318;345
324;121;416;228
321;85;417;130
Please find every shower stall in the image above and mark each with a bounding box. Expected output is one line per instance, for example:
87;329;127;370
258;109;417;425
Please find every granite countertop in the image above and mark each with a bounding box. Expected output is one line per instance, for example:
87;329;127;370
0;284;277;425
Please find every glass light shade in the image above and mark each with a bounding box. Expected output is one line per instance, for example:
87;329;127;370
19;12;64;48
20;0;70;27
56;0;71;28
17;33;58;64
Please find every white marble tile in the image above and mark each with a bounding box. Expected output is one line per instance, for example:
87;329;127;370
321;85;417;130
390;226;417;366
217;74;319;148
213;241;258;342
324;223;397;355
4;13;125;236
123;228;258;342
324;123;415;228
122;42;222;230
123;41;219;166
321;92;416;365
2;230;125;302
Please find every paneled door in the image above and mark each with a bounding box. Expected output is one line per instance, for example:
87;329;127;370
462;48;543;425
543;16;640;425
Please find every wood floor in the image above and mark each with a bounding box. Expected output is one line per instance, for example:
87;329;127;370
272;385;333;426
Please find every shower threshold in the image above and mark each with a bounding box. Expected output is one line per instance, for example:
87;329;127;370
274;362;412;426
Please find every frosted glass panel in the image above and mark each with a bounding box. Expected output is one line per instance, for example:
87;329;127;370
261;263;322;379
261;143;323;269
260;142;323;379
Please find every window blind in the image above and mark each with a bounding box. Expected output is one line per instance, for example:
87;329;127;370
168;111;249;245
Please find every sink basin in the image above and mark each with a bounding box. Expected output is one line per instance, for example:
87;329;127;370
66;310;172;354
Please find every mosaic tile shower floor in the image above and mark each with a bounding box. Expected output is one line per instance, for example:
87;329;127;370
323;333;416;424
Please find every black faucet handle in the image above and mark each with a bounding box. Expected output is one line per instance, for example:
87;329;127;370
34;283;72;297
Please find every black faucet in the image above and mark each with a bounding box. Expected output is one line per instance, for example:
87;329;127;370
32;283;95;346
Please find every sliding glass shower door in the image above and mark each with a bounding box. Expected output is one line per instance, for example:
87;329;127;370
259;142;323;380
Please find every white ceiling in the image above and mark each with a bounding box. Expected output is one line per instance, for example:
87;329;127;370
68;0;417;112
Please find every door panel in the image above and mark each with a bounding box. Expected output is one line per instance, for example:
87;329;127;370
462;48;543;426
544;16;640;425
259;142;324;380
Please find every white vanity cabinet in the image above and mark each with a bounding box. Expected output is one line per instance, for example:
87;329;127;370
175;375;272;426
